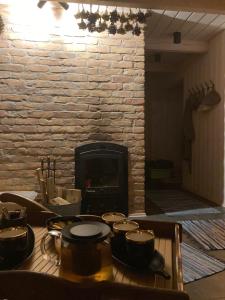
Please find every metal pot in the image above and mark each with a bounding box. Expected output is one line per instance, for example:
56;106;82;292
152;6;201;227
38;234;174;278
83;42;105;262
0;226;28;262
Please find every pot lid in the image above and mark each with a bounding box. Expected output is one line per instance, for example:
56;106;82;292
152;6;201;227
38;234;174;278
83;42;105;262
102;212;126;224
126;229;155;244
70;224;101;238
113;220;139;233
0;226;27;240
62;221;111;244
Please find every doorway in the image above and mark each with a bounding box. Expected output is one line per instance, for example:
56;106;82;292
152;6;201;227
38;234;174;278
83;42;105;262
148;71;183;190
144;9;225;214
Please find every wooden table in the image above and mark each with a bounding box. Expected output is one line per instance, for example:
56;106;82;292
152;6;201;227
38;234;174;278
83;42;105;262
17;219;184;292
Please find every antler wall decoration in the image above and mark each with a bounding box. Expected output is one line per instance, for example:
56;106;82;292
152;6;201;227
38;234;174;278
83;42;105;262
188;80;215;95
183;79;221;172
74;5;151;35
187;80;221;111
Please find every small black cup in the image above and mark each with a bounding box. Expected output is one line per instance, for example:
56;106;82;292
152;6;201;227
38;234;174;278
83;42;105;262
112;220;139;252
0;202;27;229
1;212;27;228
125;229;155;268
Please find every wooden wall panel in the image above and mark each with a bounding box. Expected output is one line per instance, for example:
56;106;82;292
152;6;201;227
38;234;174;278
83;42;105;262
182;32;225;205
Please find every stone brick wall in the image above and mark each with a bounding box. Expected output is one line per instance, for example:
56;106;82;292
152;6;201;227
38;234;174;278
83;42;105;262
0;3;145;212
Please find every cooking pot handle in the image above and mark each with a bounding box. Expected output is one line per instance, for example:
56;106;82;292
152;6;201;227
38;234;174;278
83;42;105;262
40;230;61;266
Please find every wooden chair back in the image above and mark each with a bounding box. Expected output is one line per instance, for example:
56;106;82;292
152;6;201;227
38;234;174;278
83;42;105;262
0;270;189;300
0;192;56;226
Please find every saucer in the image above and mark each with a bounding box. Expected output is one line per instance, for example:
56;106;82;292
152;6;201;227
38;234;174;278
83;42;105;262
0;224;35;270
111;238;170;279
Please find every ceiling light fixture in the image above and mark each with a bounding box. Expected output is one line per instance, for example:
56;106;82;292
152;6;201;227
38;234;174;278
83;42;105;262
37;0;46;8
173;31;181;44
59;2;69;10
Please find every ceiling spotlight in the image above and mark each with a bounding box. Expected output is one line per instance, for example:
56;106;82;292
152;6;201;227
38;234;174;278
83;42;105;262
59;2;69;10
37;1;46;8
173;32;181;44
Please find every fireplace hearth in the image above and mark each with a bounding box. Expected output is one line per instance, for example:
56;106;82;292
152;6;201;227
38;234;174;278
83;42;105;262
75;142;128;215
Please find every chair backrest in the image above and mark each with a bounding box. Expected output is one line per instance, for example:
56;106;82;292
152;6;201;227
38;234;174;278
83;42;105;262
0;271;189;300
0;193;56;226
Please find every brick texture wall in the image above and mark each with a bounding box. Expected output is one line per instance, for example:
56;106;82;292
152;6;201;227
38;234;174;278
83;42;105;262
0;3;145;212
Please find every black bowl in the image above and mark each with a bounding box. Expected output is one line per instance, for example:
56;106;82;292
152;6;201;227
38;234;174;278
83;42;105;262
111;239;170;279
0;224;35;270
46;215;81;231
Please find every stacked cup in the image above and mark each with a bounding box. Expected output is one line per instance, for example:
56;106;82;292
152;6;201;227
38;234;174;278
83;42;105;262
101;212;155;268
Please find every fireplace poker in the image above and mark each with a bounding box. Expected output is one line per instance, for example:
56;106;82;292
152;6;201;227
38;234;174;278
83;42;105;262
41;158;44;175
53;159;56;183
47;156;50;178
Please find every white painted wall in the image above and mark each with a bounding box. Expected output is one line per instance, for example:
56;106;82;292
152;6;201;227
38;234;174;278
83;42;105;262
182;31;225;205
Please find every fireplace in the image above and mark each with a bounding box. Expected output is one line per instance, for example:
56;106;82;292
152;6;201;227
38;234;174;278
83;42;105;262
75;142;128;215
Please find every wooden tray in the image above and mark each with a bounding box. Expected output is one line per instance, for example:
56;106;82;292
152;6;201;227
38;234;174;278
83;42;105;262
17;219;183;292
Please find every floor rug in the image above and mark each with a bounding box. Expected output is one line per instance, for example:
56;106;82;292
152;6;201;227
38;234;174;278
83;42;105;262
150;189;211;214
182;219;225;250
166;207;220;217
182;243;225;283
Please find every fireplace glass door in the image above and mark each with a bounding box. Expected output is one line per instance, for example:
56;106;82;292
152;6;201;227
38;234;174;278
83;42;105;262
84;157;119;189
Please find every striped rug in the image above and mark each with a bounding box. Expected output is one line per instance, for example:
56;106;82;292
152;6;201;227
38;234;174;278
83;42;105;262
182;243;225;283
150;189;212;213
182;219;225;250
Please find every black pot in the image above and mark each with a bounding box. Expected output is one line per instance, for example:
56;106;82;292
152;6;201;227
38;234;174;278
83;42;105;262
0;226;28;261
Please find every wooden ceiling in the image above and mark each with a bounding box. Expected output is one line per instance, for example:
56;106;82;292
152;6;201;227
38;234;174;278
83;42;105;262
143;10;225;63
146;10;225;42
145;9;225;69
47;0;225;14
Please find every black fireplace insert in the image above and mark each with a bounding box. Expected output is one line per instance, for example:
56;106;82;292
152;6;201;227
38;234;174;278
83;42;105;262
75;142;128;215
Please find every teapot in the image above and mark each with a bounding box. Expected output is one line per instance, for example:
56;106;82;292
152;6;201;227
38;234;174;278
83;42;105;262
41;221;113;283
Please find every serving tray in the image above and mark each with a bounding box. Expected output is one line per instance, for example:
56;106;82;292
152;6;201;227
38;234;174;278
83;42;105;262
16;219;184;292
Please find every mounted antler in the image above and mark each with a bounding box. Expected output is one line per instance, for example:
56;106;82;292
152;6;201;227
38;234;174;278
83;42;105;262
209;79;215;89
204;81;210;90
